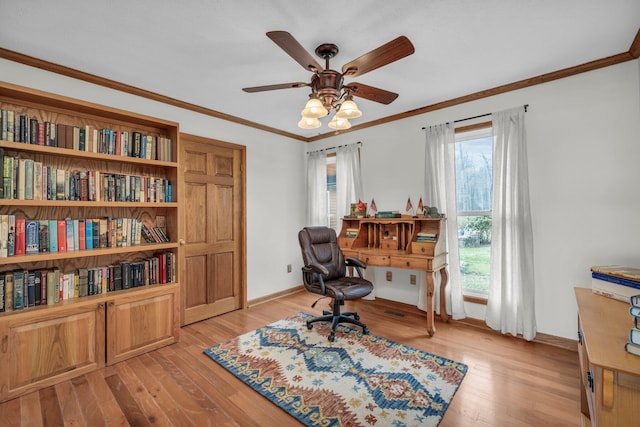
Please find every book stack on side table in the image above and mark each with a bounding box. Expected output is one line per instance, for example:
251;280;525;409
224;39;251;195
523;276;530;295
627;295;640;356
590;265;640;302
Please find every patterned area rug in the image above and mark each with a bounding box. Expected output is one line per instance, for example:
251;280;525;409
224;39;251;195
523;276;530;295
203;312;467;426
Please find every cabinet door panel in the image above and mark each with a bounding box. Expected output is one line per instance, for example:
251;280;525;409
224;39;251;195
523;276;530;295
0;303;104;402
106;284;179;365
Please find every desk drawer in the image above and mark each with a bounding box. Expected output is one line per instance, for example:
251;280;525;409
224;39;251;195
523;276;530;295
362;254;390;266
390;256;430;270
411;242;435;256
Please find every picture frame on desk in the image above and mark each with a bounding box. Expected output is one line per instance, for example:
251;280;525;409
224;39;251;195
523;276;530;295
350;202;366;218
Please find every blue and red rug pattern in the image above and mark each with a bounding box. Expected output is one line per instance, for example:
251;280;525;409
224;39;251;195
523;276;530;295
203;312;467;426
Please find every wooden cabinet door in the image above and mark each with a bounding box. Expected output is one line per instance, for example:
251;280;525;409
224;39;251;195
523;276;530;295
105;283;180;365
0;301;105;403
180;134;245;325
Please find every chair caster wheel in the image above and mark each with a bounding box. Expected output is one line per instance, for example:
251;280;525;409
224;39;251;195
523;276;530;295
353;314;360;321
362;327;370;335
307;322;313;330
328;333;335;342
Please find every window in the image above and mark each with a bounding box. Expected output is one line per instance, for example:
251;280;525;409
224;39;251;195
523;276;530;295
454;126;492;296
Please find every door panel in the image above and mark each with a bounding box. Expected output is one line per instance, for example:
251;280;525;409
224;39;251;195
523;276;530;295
180;134;245;325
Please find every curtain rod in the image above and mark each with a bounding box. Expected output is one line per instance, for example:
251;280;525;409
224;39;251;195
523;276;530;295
421;104;529;130
306;141;361;155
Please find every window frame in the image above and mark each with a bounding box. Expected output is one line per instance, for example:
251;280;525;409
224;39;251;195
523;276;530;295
454;121;492;302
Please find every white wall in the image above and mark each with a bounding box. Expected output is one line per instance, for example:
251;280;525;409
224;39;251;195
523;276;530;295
307;59;640;339
0;58;307;301
4;57;639;340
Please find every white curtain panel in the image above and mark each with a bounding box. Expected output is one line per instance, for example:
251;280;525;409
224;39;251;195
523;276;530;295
423;123;466;320
306;150;328;226
486;107;537;341
335;144;364;222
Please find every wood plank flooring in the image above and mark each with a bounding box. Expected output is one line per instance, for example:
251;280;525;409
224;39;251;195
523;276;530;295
0;291;582;426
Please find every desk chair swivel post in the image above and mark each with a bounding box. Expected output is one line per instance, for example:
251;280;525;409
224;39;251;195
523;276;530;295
298;226;374;342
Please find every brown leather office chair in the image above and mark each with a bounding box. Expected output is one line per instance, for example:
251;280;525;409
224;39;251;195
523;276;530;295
298;226;373;341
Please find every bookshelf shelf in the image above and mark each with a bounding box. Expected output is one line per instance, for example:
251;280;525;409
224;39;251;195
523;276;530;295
0;242;179;265
0;139;177;167
0;82;181;403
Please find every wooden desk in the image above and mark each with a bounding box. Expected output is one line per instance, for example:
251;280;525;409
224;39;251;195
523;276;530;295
338;216;449;336
575;287;640;426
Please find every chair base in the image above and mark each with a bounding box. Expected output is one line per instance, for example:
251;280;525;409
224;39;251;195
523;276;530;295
306;300;369;342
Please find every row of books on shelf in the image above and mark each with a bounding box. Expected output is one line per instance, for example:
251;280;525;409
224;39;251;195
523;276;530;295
345;228;358;238
0;251;175;312
416;232;437;242
1;152;173;202
1;108;173;161
0;215;170;258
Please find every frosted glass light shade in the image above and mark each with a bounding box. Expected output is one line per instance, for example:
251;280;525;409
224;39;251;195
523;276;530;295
298;116;322;129
328;115;351;130
335;97;362;119
301;97;328;118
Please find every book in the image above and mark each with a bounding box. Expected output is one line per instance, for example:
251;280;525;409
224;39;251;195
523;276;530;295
0;273;5;312
39;220;49;253
13;270;24;310
26;272;35;307
591;265;640;283
25;220;39;254
5;272;12;312
592;277;640;303
7;215;15;256
630;328;640;346
57;219;67;252
48;219;58;252
625;341;640;357
0;214;8;257
15;217;26;255
631;294;640;308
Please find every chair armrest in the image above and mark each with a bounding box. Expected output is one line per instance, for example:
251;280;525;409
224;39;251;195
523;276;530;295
346;257;367;269
303;263;330;277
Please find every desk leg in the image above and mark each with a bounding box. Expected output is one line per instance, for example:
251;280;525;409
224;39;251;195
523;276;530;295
439;267;450;323
425;270;436;337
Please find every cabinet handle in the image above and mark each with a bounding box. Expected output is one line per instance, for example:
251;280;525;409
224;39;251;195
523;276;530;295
587;369;594;392
406;261;410;267
98;303;105;309
109;302;115;307
180;239;186;246
577;330;582;345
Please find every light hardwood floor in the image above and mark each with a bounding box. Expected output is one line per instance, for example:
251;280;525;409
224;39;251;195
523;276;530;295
0;291;582;426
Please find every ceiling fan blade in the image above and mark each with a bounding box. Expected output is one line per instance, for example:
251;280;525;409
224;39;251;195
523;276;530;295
242;82;309;93
346;82;398;104
342;36;415;77
266;31;323;73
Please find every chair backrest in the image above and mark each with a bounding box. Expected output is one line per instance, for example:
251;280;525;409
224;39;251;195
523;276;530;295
298;227;346;281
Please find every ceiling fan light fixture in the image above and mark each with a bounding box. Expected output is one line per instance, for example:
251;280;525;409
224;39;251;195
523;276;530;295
298;116;322;129
301;95;329;118
328;115;351;130
335;95;362;119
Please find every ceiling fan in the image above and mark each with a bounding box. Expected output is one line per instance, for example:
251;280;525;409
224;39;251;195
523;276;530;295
242;31;415;130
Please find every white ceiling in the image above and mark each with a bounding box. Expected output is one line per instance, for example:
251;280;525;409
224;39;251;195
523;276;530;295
1;0;639;139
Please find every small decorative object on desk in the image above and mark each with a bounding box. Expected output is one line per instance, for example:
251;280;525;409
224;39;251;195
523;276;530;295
349;200;367;218
423;206;443;218
625;294;640;356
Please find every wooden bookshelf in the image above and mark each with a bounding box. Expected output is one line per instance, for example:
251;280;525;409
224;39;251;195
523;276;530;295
0;82;181;403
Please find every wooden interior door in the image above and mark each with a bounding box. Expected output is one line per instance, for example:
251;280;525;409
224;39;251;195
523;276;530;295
180;134;246;325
